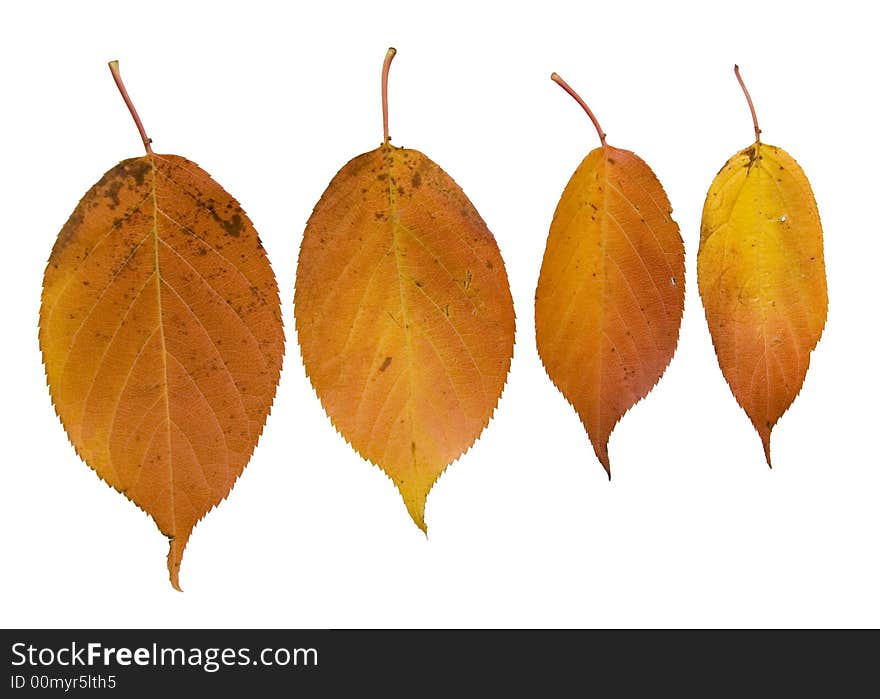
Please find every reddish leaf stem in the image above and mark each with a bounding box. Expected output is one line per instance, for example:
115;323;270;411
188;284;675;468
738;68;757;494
382;47;397;145
108;60;153;154
551;72;606;146
734;64;761;143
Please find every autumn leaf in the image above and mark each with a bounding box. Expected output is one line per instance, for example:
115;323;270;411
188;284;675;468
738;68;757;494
295;49;515;531
535;73;685;476
39;61;284;589
697;66;827;466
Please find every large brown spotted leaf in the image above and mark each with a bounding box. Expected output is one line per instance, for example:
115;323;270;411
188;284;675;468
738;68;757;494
295;50;515;531
39;63;284;589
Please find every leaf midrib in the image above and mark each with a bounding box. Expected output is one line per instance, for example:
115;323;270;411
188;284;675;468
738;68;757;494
385;149;418;472
150;153;176;536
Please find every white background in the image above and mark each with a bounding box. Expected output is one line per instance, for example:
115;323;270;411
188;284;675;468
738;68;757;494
1;0;877;628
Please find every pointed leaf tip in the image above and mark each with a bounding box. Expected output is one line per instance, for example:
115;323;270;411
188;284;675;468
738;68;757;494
402;490;428;534
398;474;434;534
167;535;188;592
591;438;612;479
760;427;773;469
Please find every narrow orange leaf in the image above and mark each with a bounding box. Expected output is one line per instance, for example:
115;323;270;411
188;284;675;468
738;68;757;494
698;66;827;465
39;61;284;589
295;49;515;531
535;72;685;475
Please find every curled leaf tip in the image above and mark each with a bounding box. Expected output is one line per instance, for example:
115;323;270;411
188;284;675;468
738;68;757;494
410;511;428;535
592;441;612;479
167;536;188;592
401;489;429;534
760;429;773;469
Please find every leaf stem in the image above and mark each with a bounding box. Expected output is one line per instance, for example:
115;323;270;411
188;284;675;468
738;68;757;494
551;72;606;146
108;60;153;154
734;64;761;143
382;47;397;145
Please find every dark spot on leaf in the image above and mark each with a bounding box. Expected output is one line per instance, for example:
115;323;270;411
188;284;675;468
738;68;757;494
745;146;759;169
128;159;151;186
379;356;392;372
104;180;124;208
221;213;243;237
411;172;422;189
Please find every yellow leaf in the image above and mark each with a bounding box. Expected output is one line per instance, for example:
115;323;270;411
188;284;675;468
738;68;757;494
697;66;827;465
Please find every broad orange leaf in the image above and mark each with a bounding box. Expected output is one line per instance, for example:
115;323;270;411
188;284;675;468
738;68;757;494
39;62;284;589
295;49;514;531
698;66;827;465
535;73;685;475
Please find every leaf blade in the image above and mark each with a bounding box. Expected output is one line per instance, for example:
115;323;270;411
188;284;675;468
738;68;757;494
295;144;515;530
698;142;827;464
536;145;685;474
40;154;284;588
